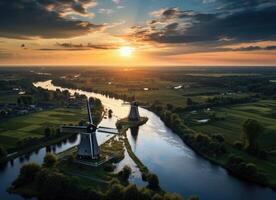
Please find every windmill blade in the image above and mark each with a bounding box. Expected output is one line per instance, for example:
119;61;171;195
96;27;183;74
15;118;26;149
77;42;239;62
97;127;118;134
60;125;87;133
97;129;118;134
98;126;117;130
87;99;93;124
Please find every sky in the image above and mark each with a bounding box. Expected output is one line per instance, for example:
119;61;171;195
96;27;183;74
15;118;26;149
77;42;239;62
0;0;276;66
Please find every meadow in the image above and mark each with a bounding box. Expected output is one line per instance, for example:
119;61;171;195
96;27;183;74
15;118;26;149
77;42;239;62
0;108;87;150
188;100;276;152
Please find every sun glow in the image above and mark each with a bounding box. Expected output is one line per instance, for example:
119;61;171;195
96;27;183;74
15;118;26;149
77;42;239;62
119;46;134;57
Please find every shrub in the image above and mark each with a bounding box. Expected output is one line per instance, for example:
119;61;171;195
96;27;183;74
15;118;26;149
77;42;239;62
44;127;51;138
123;184;139;200
212;134;224;143
163;193;183;200
234;141;244;150
43;153;57;167
147;173;160;190
118;165;132;181
242;119;263;152
0;146;7;159
104;163;115;172
106;183;124;200
13;163;41;187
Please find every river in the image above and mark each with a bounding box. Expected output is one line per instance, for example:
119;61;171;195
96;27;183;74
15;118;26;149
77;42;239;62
0;80;275;200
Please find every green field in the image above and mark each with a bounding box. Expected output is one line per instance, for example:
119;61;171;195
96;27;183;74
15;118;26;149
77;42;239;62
189;100;276;152
0;108;87;149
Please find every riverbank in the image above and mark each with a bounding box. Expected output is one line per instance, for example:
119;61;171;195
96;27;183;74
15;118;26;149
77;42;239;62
149;106;276;190
0;132;77;165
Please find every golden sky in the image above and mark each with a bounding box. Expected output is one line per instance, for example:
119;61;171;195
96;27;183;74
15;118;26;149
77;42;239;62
0;0;276;66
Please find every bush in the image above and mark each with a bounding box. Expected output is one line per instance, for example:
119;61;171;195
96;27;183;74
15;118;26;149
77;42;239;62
147;173;160;190
118;165;132;181
212;134;224;143
104;163;115;172
152;194;163;200
44;127;51;138
13;163;41;187
123;184;139;200
106;183;124;200
226;155;268;185
142;172;148;181
43;153;57;167
242;119;263;152
188;196;199;200
0;146;7;159
163;193;183;200
234;141;244;150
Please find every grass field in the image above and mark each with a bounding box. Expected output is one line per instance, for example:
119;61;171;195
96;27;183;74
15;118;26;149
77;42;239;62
189;100;276;152
0;108;87;149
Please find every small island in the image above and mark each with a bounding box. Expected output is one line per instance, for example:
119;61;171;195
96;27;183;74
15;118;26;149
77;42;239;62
116;101;148;129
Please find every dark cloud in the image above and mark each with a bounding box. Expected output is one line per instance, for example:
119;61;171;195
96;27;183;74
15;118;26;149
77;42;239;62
129;6;276;47
0;0;103;39
224;45;276;52
217;0;276;11
38;42;117;50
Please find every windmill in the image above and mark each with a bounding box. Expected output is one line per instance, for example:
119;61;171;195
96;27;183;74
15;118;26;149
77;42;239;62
121;101;140;121
60;99;118;160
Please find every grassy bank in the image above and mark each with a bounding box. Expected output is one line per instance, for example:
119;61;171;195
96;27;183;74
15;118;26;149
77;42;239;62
0;108;87;150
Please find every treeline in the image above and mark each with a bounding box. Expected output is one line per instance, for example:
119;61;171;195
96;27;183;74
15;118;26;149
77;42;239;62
226;155;269;186
11;154;198;200
150;102;227;158
52;79;138;103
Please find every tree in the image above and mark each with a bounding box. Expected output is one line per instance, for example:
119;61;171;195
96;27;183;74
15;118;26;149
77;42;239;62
166;104;174;111
44;127;51;138
106;184;124;200
108;109;113;118
13;163;41;187
147;173;160;190
152;194;163;200
123;184;139;200
242;119;263;152
119;165;132;181
163;193;183;200
43;153;57;167
0;146;7;158
186;98;193;106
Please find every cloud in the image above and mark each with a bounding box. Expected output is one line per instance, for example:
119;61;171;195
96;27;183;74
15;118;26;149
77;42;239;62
39;0;98;17
98;8;114;15
216;0;276;12
0;0;104;39
38;42;118;51
112;0;121;4
127;6;276;48
221;45;276;52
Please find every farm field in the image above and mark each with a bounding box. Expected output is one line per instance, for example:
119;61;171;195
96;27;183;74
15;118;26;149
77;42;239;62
0;108;87;149
189;100;276;152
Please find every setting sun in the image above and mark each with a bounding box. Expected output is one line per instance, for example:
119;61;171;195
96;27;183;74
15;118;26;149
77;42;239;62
119;46;135;57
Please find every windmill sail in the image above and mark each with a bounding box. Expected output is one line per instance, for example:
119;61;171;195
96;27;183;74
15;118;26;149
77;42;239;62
87;99;93;124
